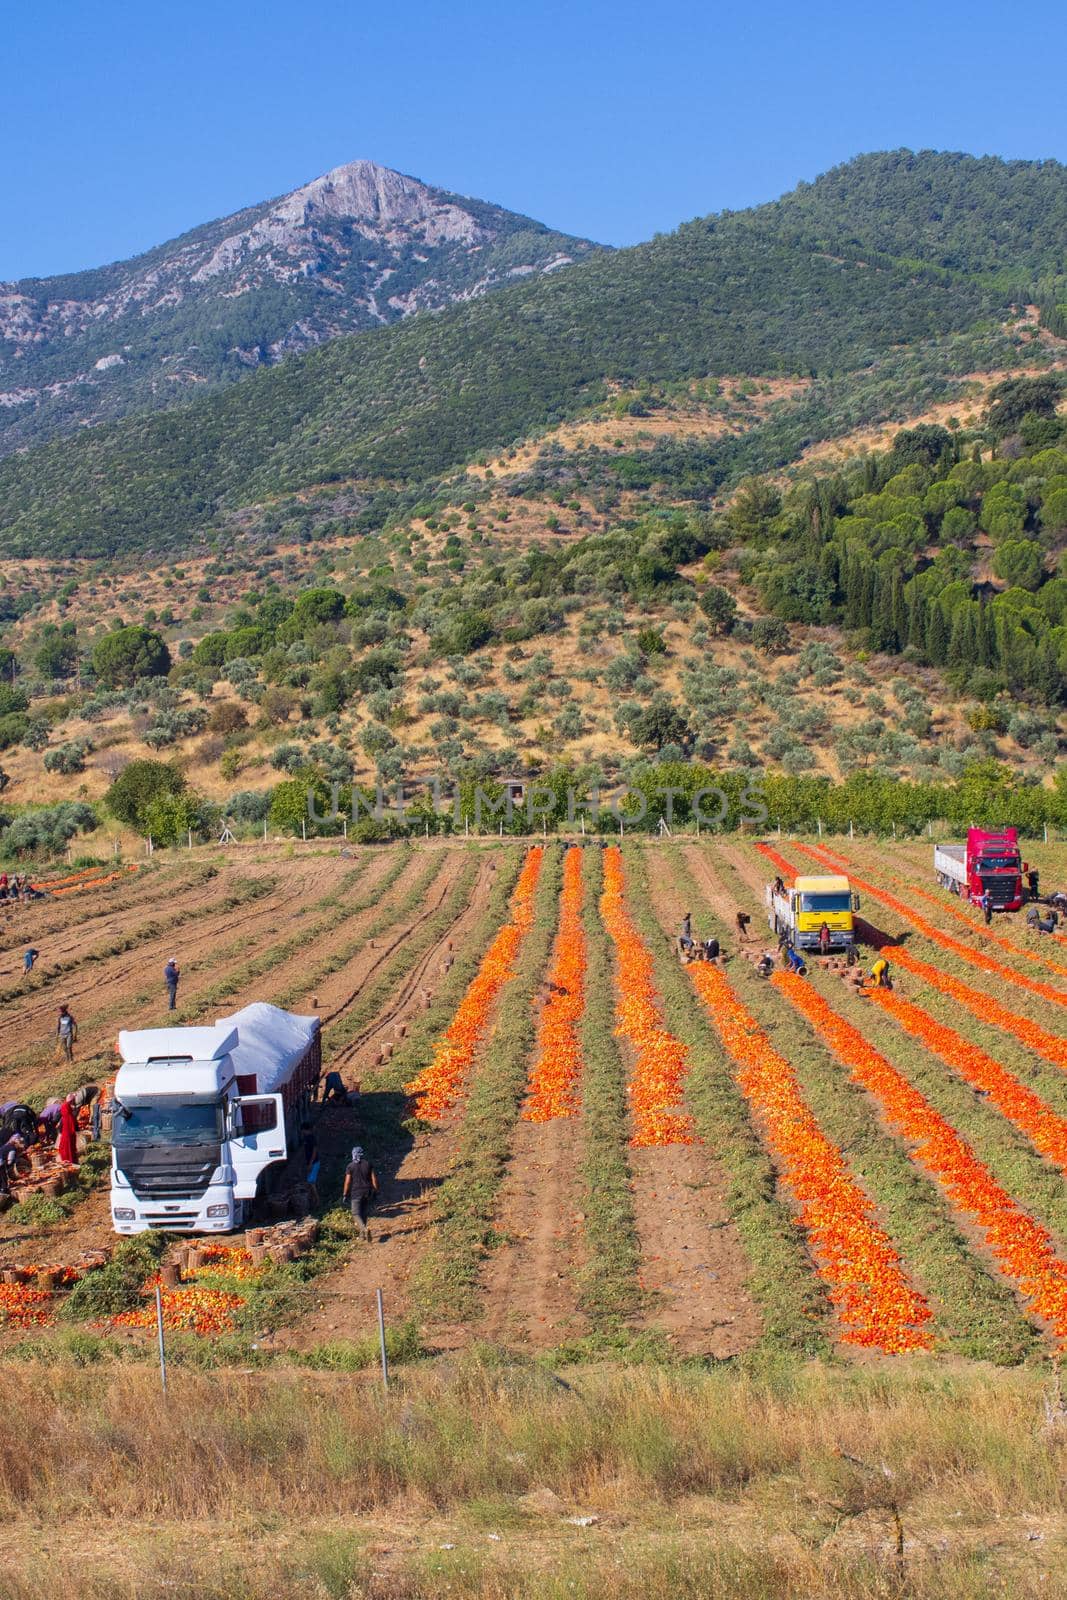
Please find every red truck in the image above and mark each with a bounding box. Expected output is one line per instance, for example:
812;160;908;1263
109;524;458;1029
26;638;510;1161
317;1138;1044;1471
933;826;1025;912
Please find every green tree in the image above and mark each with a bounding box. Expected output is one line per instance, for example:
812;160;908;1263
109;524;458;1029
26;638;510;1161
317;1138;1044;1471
697;585;739;633
291;588;346;629
141;790;202;846
986;376;1063;439
441;610;493;656
92;625;171;688
104;759;184;828
632;700;692;751
192;632;229;670
34;622;79;680
728;478;782;541
993;539;1044;592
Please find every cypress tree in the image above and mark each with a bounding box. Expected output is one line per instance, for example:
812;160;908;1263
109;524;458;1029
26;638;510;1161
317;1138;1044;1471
858;562;877;627
925;604;949;665
843;552;865;629
890;573;907;653
947;603;976;667
906;592;926;654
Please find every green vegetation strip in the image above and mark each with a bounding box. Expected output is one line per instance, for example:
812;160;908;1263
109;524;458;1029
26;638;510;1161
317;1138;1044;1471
573;846;643;1331
690;847;1035;1365
410;846;562;1325
621;843;831;1361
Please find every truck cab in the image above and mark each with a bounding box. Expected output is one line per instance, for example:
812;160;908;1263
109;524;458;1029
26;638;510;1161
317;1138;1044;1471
766;873;860;957
110;1005;319;1235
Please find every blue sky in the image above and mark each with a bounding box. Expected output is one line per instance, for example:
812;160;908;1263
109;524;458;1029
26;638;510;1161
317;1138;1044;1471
3;0;1066;280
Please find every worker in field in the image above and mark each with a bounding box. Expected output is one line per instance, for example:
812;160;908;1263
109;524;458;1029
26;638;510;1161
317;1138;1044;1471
322;1069;350;1105
163;957;180;1010
300;1121;321;1207
38;1098;63;1143
23;946;39;975
980;888;993;926
342;1145;379;1241
736;909;752;941
818;922;831;956
870;956;892;989
679;912;693;953
784;943;807;976
56;1004;77;1062
56;1095;78;1168
1028;867;1040;900
0;1132;26;1195
703;935;720;962
70;1083;99;1120
756;950;775;978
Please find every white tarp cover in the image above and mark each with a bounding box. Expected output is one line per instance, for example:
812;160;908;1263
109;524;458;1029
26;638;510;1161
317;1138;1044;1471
214;1003;319;1096
118;1024;238;1065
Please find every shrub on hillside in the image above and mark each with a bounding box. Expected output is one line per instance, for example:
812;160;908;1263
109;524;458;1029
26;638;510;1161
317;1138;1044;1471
206;700;249;735
0;801;98;857
143;708;208;748
751;617;791;655
43;739;93;775
697;583;738;633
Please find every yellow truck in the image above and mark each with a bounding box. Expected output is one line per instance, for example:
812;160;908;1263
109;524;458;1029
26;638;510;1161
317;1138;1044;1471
765;872;860;960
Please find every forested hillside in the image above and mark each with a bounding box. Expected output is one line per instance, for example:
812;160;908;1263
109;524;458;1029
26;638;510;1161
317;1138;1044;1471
0;150;1063;561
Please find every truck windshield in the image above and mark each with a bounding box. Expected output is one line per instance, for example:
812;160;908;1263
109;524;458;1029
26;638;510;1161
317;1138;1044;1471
800;893;851;913
113;1101;222;1147
978;855;1019;871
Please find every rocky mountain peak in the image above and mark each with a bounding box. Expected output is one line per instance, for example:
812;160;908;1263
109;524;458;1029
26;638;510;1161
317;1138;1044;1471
0;161;598;454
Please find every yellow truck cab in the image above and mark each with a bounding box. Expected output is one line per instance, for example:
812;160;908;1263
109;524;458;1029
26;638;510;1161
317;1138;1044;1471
765;873;860;959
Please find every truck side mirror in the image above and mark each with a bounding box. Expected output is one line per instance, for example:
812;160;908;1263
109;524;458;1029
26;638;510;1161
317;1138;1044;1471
852;893;861;911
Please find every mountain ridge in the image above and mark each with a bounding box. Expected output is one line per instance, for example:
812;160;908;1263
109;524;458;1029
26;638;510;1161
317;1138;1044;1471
0;158;598;453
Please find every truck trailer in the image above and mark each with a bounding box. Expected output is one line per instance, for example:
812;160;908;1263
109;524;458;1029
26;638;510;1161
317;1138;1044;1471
933;826;1024;912
110;1002;321;1235
765;873;860;957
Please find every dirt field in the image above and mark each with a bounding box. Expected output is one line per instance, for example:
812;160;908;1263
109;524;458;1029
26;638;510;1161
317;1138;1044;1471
2;832;1067;1373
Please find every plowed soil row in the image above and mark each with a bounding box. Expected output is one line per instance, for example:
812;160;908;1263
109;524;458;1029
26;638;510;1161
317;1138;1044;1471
278;853;501;1348
635;855;783;1357
0;873;286;1020
0;860;192;963
0;853;391;1098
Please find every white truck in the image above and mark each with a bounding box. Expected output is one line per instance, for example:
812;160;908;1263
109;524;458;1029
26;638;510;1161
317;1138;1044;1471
109;1002;321;1235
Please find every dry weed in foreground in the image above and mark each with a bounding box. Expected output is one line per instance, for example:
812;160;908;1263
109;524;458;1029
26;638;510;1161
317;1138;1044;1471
0;1357;1063;1594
